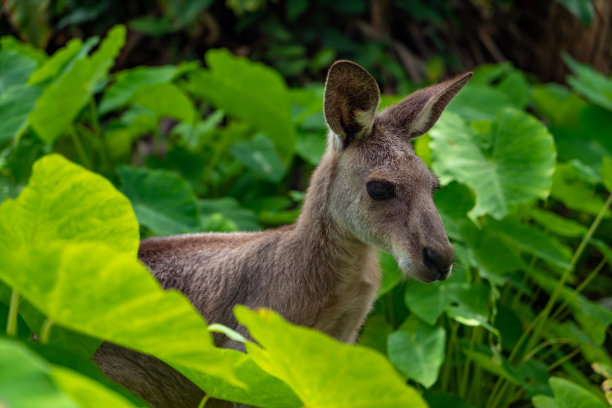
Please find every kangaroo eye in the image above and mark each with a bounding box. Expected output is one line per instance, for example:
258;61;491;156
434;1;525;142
366;180;396;201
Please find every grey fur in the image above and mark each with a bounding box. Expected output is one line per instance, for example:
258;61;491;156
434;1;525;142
93;60;471;407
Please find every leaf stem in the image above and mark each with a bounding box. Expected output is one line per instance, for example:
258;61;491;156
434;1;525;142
197;395;210;408
40;319;54;344
441;319;458;392
459;326;478;398
68;125;92;169
525;193;612;353
549;257;607;321
6;290;19;336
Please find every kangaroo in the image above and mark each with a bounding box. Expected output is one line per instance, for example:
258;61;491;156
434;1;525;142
94;61;471;408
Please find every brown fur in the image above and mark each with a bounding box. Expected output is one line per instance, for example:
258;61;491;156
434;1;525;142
93;61;471;407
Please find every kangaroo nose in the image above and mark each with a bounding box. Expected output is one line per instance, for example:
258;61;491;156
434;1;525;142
422;247;453;280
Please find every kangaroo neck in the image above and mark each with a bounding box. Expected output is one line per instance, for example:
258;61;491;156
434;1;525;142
291;148;377;281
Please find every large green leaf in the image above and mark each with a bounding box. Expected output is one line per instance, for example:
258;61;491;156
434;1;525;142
229;133;286;182
430;109;556;219
236;306;428;408
28;38;96;85
0;49;37;94
404;280;449;325
0;338;138;408
0;338;78;408
0;47;42;142
187;49;295;162
550;106;612;171
484;218;572;270
130;82;196;124
29;26;125;145
118;166;201;236
377;251;403;297
532;377;608;408
99;65;179;114
388;316;446;388
0;154;138;254
551;161;609;216
0;84;43;143
564;54;612;111
0;243;237;388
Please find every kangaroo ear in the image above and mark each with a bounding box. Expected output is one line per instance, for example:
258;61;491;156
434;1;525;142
379;72;472;139
324;60;381;147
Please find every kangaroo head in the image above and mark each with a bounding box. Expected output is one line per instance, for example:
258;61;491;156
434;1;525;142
323;61;471;282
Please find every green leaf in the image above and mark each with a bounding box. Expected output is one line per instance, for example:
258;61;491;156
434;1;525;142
0;36;47;66
188;348;300;408
99;65;178;114
388;316;446;388
0;243;240;392
602;156;612;193
529;208;588;237
199;198;260;231
236;306;428;408
29;26;125;144
551;161;609;216
404;280;449;325
551;105;612;172
130;82;196;123
51;365;140;408
564;54;612;111
377;251;404;297
295;131;326;165
443;283;495;331
555;0;595;25
433;181;475;240
188;49;295;162
118;166;201;236
459;220;525;277
0;154;139;255
532;83;587;127
28;38;92;85
446;85;511;122
485;217;572;270
0;48;38;94
465;346;525;386
230;133;286;182
430;109;556;219
359;314;393;355
0;84;43;143
0;338;78;408
533;376;608;408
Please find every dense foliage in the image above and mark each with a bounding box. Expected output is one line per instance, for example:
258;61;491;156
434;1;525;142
0;16;611;408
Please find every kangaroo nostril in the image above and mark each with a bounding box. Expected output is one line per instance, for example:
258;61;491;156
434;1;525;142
422;247;439;271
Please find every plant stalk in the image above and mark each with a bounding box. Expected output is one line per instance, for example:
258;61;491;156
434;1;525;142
6;290;19;336
68;125;92;169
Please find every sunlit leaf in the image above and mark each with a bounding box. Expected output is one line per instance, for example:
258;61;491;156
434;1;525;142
29;26;125;144
431;109;556;219
99;65;178;114
0;154;138;254
188;49;295;162
236;306;428;408
130;82;196;124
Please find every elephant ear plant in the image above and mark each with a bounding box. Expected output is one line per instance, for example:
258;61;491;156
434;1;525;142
0;24;611;408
